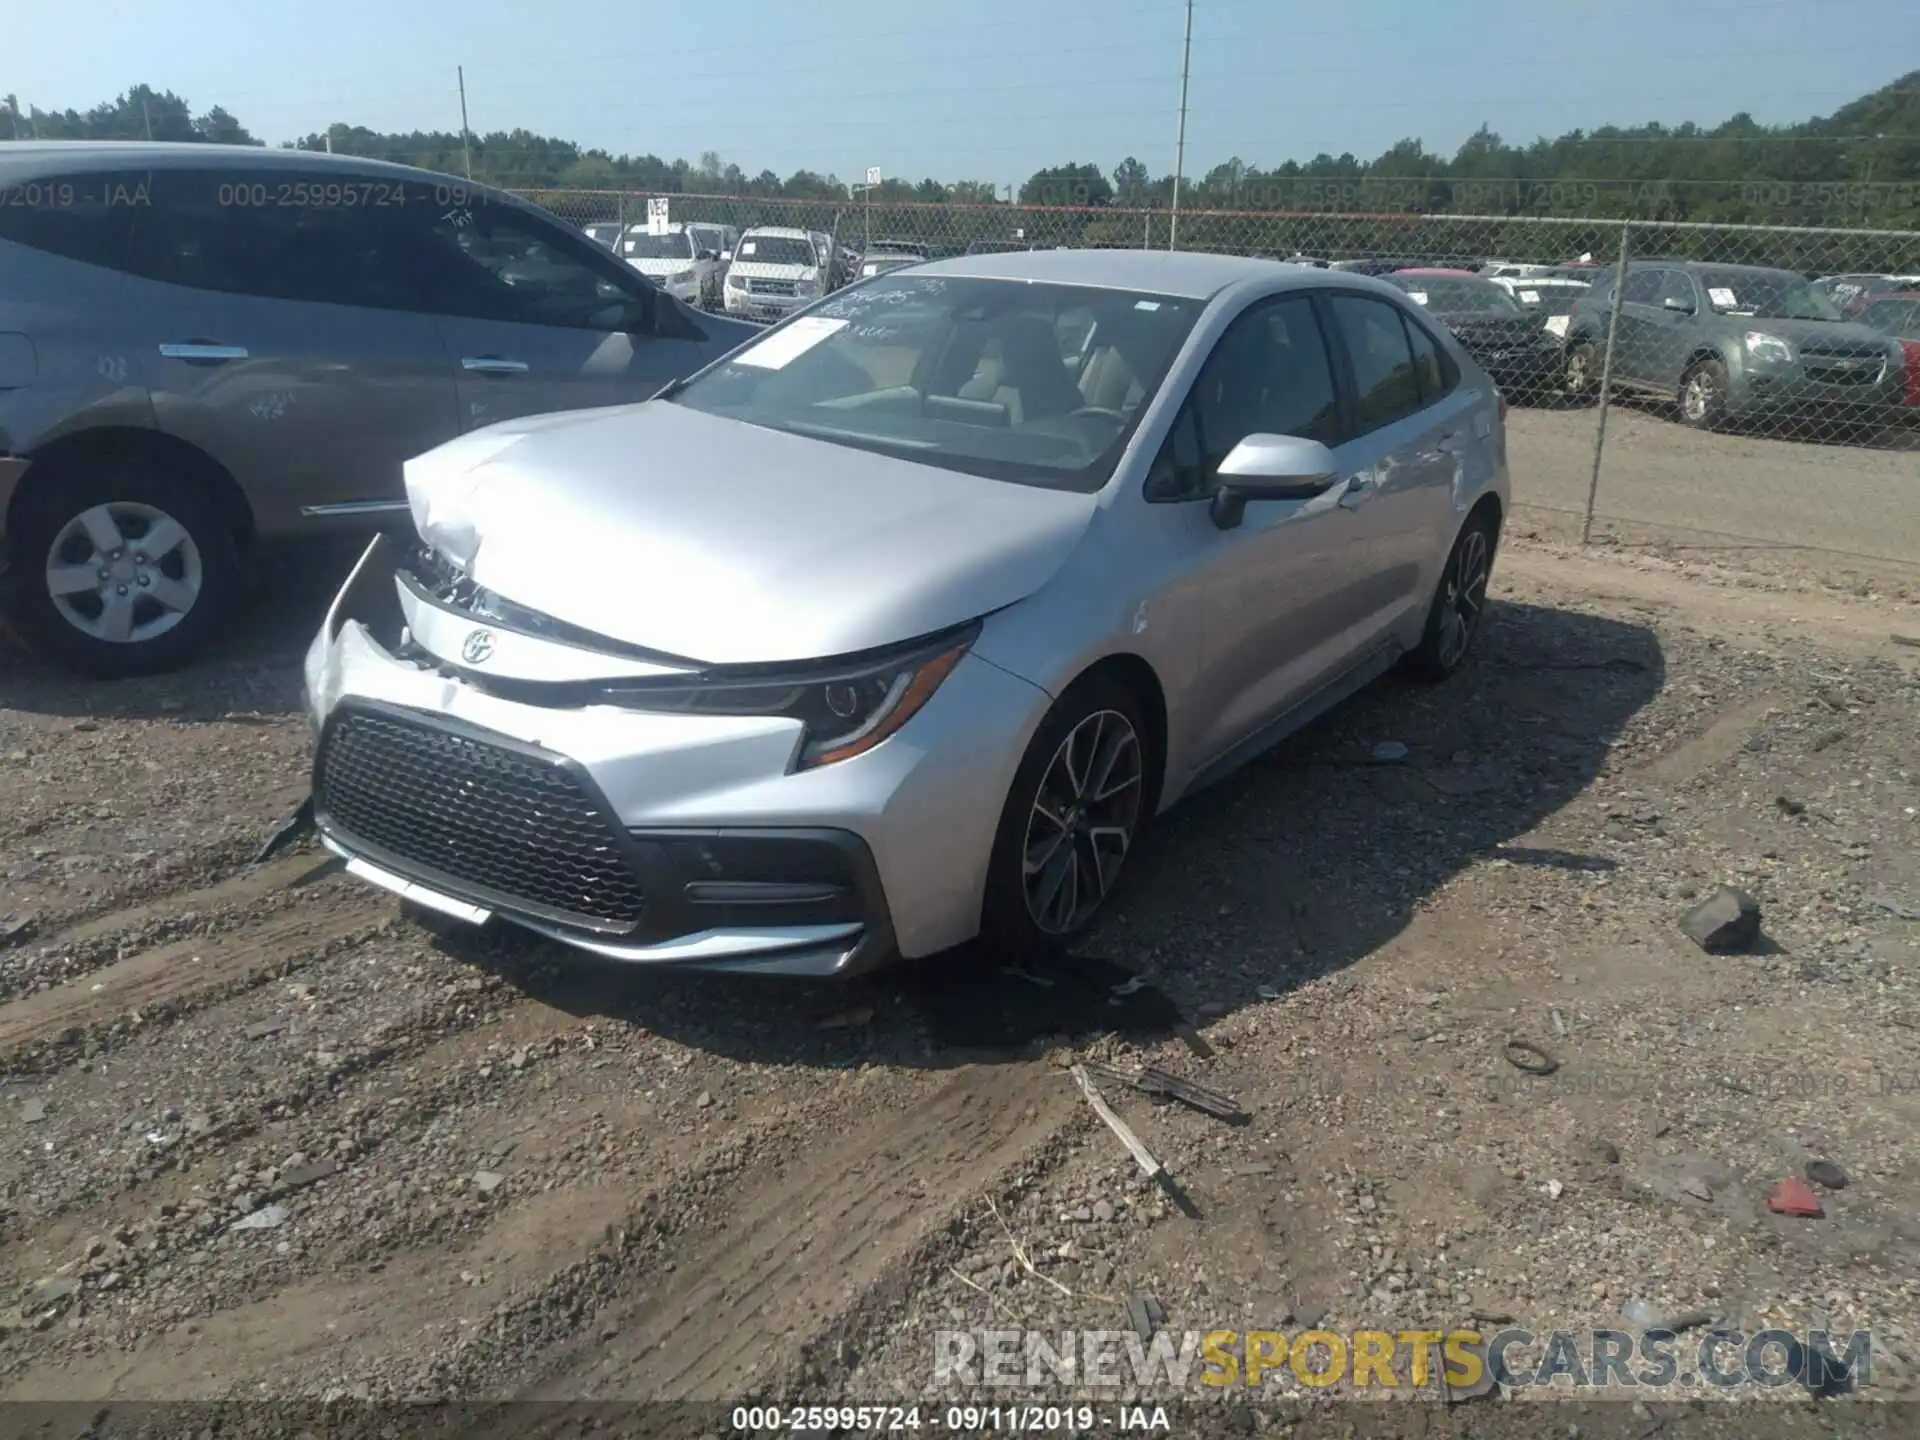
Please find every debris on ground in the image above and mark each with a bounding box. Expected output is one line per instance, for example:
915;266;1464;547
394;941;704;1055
1805;1160;1849;1190
1081;1062;1247;1123
1069;1065;1163;1181
1679;885;1763;954
1370;740;1410;763
1768;1177;1826;1218
1502;1039;1558;1075
473;1171;505;1194
1123;1293;1165;1343
230;1204;289;1232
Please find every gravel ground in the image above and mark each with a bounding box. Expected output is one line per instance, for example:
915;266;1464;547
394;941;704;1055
0;533;1916;1431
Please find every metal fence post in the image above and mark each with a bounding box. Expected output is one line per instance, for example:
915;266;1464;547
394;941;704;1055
1581;218;1634;547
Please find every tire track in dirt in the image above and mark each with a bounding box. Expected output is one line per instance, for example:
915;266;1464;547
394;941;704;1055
0;863;391;1075
491;1060;1077;1405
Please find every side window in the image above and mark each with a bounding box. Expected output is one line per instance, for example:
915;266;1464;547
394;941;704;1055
1619;268;1663;306
1657;270;1696;309
1400;312;1452;404
0;171;143;272
120;170;446;312
419;202;653;333
1145;295;1340;502
1327;294;1423;435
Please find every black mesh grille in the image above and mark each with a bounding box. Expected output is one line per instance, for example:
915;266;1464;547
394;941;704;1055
316;707;645;930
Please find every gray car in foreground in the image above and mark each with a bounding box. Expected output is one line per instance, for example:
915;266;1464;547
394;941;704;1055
0;141;755;677
304;250;1510;976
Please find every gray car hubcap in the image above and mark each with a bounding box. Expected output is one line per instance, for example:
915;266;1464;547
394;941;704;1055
1437;528;1491;670
1022;709;1144;935
45;502;203;644
1683;372;1714;421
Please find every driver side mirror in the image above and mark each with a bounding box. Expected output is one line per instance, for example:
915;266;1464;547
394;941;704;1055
1209;434;1340;530
1662;295;1695;314
699;249;720;262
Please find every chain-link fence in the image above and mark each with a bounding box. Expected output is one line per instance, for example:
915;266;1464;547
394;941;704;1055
518;189;1920;583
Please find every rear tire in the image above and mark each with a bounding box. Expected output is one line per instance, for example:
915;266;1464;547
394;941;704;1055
7;452;241;679
1401;510;1498;682
979;677;1151;959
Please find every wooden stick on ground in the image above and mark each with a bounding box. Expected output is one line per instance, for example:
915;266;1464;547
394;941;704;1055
1070;1064;1165;1181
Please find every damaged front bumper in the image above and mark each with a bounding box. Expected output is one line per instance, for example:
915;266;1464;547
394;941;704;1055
300;536;1039;975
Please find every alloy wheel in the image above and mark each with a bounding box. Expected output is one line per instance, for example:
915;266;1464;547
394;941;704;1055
44;501;204;644
1021;709;1144;935
1683;371;1714;422
1436;527;1491;671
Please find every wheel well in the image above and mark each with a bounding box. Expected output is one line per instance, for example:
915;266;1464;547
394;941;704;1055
1067;653;1169;817
1682;348;1723;376
1467;491;1503;543
10;429;254;552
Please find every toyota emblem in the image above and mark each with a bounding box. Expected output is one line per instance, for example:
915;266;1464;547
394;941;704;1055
461;628;496;665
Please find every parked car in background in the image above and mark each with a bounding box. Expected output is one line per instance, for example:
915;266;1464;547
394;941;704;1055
619;224;725;309
1382;269;1565;403
0;141;756;677
303;251;1508;975
583;221;624;250
1852;291;1920;413
854;248;925;279
689;222;741;262
1330;257;1430;277
1488;274;1592;340
723;227;837;321
1561;261;1904;430
1479;261;1556;281
1812;273;1920;316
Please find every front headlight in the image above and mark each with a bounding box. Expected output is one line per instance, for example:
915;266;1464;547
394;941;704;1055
797;277;822;296
601;628;975;768
1746;331;1794;364
727;273;747;289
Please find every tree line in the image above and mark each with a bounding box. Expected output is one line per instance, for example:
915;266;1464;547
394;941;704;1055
3;73;1916;228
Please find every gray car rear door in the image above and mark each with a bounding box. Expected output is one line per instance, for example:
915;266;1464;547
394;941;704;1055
124;167;461;534
421;198;723;430
1321;292;1468;630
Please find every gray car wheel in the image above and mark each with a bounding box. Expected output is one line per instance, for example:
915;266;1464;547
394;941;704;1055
1401;511;1497;682
8;454;241;678
1679;358;1730;430
980;677;1150;955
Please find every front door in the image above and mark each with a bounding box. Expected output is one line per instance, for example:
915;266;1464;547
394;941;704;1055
125;167;461;532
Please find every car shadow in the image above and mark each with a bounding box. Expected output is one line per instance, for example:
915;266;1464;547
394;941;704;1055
443;595;1665;1073
1582;391;1920;451
0;536;368;722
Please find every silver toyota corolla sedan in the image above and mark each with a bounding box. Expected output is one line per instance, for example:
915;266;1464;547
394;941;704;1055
302;250;1510;976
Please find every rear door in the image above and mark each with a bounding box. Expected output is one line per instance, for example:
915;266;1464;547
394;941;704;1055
1609;266;1669;389
124;166;461;533
1322;291;1467;634
423;198;721;430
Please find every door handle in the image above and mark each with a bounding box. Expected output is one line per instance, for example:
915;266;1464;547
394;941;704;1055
159;343;247;362
462;357;530;374
1437;432;1464;454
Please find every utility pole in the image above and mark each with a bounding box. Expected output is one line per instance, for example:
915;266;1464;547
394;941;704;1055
1169;0;1193;250
457;66;474;180
141;91;153;140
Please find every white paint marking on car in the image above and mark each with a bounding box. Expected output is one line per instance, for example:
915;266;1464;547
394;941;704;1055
734;316;850;371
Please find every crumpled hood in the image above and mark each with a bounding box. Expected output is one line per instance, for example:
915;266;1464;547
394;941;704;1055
404;402;1099;665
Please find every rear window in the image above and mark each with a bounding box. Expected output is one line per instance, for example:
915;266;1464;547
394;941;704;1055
0;171;144;272
1387;275;1525;316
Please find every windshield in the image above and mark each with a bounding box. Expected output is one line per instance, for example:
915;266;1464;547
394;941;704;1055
737;234;818;267
585;223;621;243
1699;270;1843;321
1390;276;1524;316
624;231;695;261
667;275;1201;492
1857;297;1920;337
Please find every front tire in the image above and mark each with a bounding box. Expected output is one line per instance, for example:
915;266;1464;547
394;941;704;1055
7;452;241;679
979;678;1150;958
1563;341;1598;402
1679;357;1730;430
1401;511;1497;682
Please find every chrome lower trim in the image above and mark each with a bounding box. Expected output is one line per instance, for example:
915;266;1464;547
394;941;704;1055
301;500;413;519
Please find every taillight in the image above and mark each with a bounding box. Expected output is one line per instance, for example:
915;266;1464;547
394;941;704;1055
1901;340;1920;407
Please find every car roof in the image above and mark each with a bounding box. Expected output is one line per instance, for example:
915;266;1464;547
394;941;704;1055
742;226;812;238
0;139;466;187
905;247;1348;300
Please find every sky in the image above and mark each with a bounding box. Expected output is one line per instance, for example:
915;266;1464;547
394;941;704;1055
10;0;1919;188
